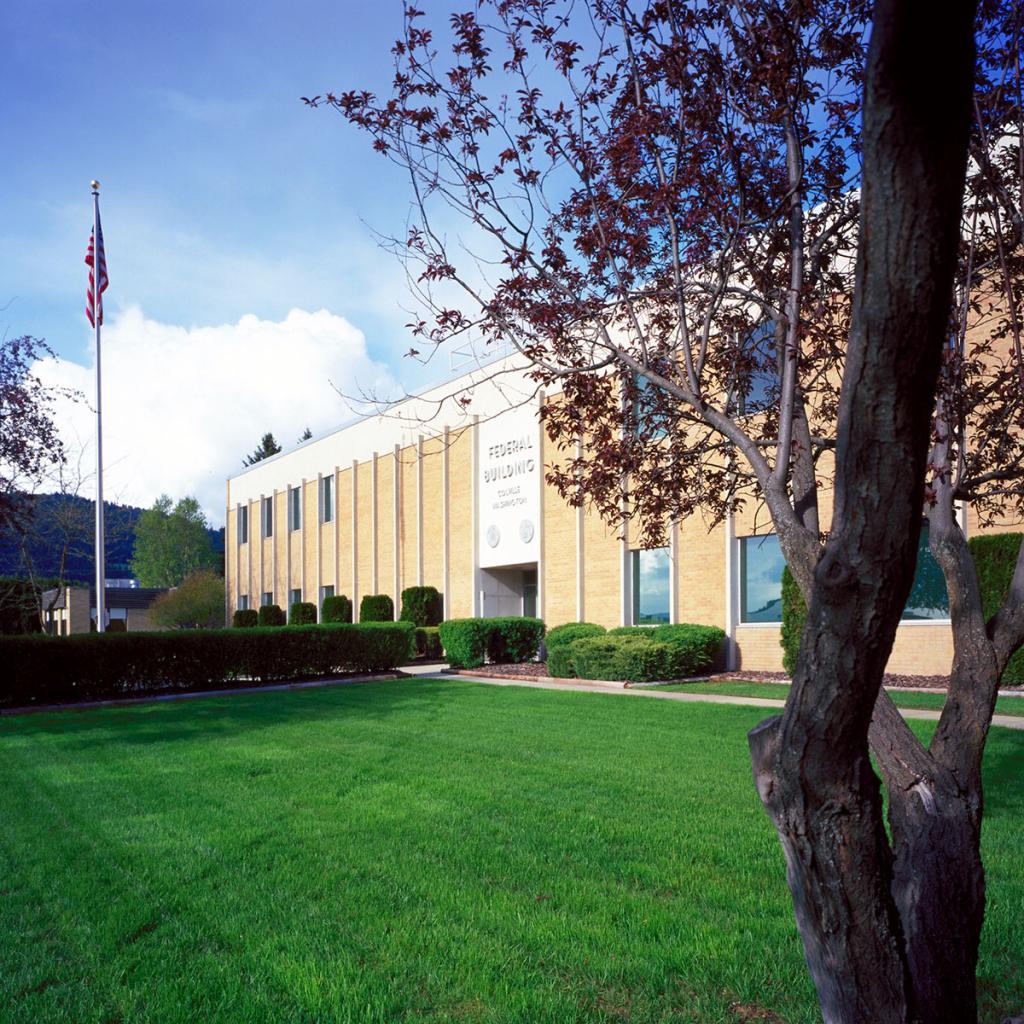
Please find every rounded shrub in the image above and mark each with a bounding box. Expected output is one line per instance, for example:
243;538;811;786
257;604;286;627
570;635;674;683
545;622;606;677
651;623;725;678
360;594;394;622
485;617;545;663
289;601;317;626
233;609;258;628
438;618;490;668
322;594;353;624
399;586;443;627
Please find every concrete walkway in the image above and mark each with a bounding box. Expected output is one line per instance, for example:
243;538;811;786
431;669;1024;732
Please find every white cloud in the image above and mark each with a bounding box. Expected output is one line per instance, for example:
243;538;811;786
34;306;398;527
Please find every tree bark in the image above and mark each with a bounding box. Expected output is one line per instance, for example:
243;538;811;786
750;2;978;1021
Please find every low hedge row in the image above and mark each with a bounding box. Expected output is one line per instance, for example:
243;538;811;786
0;621;416;708
548;622;724;682
438;617;545;669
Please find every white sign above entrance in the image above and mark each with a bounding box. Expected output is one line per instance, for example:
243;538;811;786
478;405;540;569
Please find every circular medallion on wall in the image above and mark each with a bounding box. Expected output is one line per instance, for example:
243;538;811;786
519;519;535;543
486;525;501;548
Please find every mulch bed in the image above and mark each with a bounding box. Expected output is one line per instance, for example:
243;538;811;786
468;664;977;690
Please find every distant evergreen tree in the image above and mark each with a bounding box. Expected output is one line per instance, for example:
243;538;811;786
298;426;313;443
242;432;282;467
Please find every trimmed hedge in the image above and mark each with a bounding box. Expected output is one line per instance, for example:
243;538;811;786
400;586;443;627
557;623;724;682
545;622;607;677
360;594;394;622
437;617;545;668
0;621;417;708
233;609;258;628
780;566;807;676
257;604;286;627
322;594;353;624
970;532;1024;684
415;626;443;659
438;618;490;668
570;635;675;683
650;623;725;678
290;601;317;625
485;617;545;663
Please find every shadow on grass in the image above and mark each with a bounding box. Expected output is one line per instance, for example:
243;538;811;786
0;677;464;750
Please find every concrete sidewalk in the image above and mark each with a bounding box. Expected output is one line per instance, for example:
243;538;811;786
438;671;1024;732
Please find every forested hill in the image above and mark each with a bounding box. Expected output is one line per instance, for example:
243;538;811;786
0;494;225;582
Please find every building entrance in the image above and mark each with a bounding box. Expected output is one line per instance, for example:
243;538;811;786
479;564;538;618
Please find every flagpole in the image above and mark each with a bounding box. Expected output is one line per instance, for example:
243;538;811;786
91;179;106;633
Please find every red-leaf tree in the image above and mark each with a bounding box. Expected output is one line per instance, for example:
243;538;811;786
310;2;1021;1018
0;335;68;532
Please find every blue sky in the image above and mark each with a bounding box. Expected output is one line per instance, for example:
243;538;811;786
2;1;452;521
3;0;418;364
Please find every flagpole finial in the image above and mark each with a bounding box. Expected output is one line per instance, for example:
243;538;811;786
90;180;100;193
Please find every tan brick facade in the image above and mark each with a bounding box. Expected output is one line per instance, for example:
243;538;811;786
225;357;1019;674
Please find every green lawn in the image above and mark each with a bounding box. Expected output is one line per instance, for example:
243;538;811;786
1;679;1021;1024
650;680;1024;717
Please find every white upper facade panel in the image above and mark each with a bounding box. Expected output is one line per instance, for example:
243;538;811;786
226;353;543;508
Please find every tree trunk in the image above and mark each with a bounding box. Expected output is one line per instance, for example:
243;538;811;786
750;2;978;1022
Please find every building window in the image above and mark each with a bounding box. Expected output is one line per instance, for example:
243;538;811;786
238;594;249;611
737;321;777;416
738;528;950;625
263;496;273;538
289;588;302;610
262;591;273;607
320;584;334;607
237;505;248;544
290;487;301;531
903;527;949;620
740;534;785;622
322;476;333;523
631;547;670;625
631;373;669;440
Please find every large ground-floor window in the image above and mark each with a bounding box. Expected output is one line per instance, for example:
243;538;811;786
739;527;950;624
631;547;670;625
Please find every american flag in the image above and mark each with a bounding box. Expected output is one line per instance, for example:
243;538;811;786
85;213;108;327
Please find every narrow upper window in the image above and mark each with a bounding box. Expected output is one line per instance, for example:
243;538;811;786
322;476;333;523
263;496;273;538
290;486;301;531
237;505;248;545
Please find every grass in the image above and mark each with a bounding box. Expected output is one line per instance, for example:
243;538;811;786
0;677;1021;1024
650;680;1024;717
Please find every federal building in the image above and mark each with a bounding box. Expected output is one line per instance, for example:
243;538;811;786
224;353;1007;675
